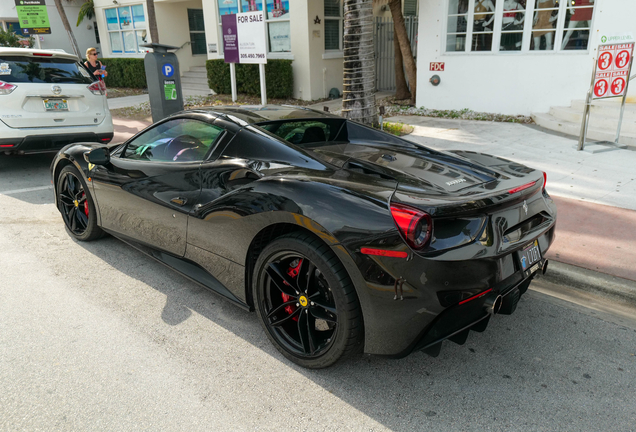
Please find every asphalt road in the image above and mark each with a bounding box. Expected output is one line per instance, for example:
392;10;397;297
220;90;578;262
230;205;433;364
1;154;635;432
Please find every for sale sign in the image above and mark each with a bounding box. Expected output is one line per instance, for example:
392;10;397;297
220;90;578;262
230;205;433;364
222;11;267;64
593;35;634;99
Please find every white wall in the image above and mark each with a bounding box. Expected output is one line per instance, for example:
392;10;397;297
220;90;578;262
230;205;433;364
2;0;100;58
416;0;636;115
202;0;345;101
93;0;205;74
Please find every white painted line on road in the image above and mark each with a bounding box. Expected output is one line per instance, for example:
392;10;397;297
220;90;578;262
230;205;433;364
0;185;53;196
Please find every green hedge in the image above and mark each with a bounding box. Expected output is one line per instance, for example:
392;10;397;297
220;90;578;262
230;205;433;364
97;58;147;89
206;59;293;99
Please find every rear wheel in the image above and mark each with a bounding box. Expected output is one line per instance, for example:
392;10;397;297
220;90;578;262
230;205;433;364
253;232;363;368
56;165;103;241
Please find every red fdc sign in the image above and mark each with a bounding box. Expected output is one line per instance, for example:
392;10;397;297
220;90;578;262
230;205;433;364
593;43;634;99
430;62;445;71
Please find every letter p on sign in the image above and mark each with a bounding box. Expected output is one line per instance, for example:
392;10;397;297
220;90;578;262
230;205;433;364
163;63;174;77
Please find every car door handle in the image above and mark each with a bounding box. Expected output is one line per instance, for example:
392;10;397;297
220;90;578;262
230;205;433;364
170;197;187;206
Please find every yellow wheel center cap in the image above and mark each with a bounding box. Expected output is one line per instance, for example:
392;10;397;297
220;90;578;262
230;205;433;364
73;200;79;207
299;296;308;307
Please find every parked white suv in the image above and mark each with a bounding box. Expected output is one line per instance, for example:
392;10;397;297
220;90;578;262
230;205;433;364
0;48;113;155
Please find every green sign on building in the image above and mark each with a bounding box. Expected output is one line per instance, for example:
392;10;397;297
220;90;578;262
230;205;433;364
14;0;51;35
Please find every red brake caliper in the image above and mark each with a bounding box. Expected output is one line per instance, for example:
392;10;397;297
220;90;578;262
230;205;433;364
82;192;89;217
281;259;303;322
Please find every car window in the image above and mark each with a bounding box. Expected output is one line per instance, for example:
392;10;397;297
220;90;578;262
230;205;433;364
0;56;94;84
258;119;346;146
122;118;225;162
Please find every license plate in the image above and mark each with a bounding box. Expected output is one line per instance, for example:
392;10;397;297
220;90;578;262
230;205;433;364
518;240;541;271
44;99;68;111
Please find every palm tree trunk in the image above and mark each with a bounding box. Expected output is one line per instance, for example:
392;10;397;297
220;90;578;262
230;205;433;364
146;0;159;44
342;0;376;125
388;0;417;105
53;0;81;58
393;25;411;100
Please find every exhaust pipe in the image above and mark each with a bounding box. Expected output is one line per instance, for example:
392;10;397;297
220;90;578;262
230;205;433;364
483;294;502;315
541;259;549;275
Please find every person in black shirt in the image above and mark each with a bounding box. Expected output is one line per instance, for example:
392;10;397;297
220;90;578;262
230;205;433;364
84;47;108;81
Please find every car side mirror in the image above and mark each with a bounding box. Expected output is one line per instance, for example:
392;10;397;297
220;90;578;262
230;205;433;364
84;147;110;165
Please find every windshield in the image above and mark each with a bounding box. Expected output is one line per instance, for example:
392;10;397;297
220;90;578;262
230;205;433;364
0;56;94;84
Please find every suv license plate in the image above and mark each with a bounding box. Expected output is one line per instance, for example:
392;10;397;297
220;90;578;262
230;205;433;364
519;240;541;271
44;99;68;111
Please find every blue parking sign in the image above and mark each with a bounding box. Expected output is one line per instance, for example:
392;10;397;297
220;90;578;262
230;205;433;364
162;63;174;77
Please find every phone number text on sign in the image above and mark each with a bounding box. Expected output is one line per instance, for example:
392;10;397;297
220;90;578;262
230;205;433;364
593;43;633;99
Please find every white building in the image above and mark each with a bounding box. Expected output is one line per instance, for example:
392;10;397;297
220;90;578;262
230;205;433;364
86;0;634;116
416;0;636;115
1;0;101;57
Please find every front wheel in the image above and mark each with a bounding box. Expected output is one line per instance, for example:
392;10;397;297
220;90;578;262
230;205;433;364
56;165;103;241
253;232;363;368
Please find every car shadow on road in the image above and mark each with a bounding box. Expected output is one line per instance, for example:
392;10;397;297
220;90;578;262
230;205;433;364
72;234;636;431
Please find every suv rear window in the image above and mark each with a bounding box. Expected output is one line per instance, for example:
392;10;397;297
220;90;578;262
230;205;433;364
0;56;94;84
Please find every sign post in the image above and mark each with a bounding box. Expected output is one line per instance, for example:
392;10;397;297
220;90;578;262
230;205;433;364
14;0;51;35
578;33;635;151
222;11;267;105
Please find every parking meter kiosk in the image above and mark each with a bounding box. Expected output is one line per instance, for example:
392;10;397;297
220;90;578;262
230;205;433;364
141;43;184;122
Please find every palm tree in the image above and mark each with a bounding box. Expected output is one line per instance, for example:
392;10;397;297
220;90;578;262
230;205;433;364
342;0;377;125
146;0;159;43
53;0;81;58
387;0;417;105
76;0;94;27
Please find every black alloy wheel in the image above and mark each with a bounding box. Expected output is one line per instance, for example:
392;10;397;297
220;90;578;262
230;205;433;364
56;165;103;242
253;232;363;368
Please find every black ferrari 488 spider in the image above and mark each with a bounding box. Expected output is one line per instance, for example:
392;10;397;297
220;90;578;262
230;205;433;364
51;105;556;368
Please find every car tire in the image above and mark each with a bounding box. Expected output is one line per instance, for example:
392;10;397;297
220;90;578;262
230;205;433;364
56;165;104;242
253;232;363;368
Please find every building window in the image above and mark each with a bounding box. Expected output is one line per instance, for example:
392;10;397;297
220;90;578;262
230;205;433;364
188;9;206;55
531;0;558;50
94;22;100;44
105;5;147;54
500;0;526;51
324;0;342;51
217;0;290;54
404;0;418;16
446;0;468;52
445;0;596;53
561;0;594;50
472;0;496;51
4;21;21;33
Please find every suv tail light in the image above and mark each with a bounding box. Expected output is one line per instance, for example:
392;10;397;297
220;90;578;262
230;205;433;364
87;80;106;95
0;80;17;95
390;203;432;250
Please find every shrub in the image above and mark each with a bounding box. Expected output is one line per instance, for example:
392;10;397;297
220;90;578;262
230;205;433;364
206;59;293;99
99;58;147;88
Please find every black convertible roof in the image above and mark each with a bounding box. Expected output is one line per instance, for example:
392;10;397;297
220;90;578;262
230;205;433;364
190;105;342;125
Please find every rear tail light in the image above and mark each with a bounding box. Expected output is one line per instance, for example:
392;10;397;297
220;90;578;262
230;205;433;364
0;80;17;95
390;203;432;250
87;80;106;95
507;180;537;194
543;171;547;191
32;53;53;56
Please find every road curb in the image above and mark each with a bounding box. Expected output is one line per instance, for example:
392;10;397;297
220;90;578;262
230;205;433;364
540;260;636;307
